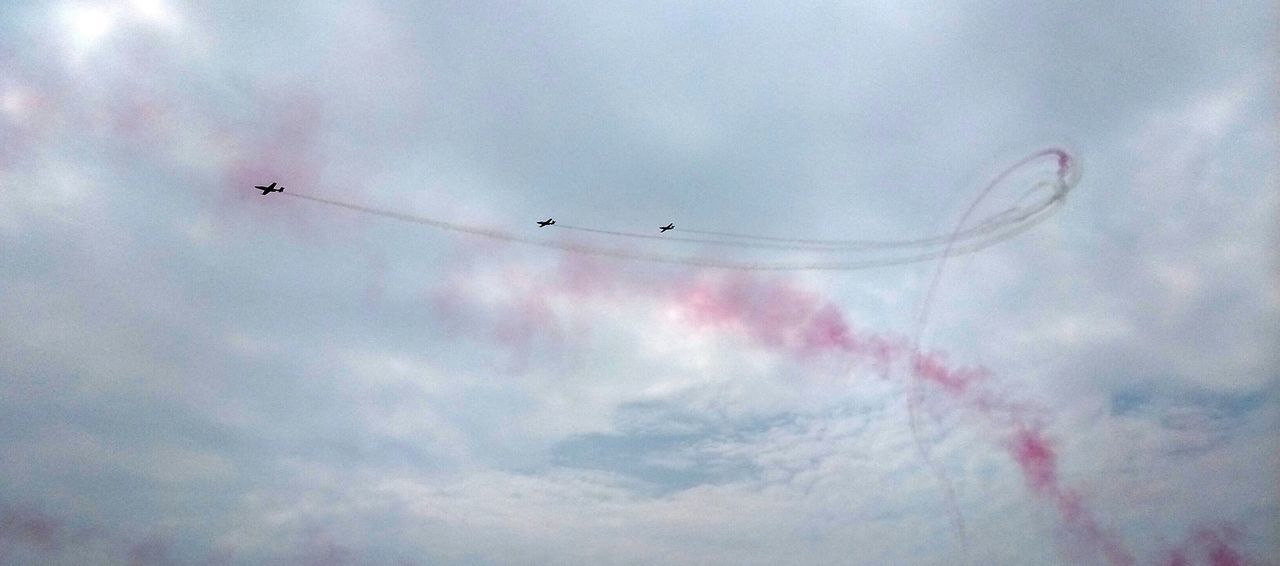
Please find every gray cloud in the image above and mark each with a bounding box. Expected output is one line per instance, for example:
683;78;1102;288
0;0;1275;564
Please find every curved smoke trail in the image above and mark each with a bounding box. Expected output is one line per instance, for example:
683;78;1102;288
562;186;1057;252
283;147;1078;272
904;147;1080;562
553;205;1029;251
285;147;1102;561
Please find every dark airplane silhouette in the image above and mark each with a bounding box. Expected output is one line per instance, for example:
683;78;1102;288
537;218;556;227
255;182;284;195
659;223;675;233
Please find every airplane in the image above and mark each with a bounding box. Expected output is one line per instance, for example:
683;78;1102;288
254;182;284;195
537;218;556;227
659;223;674;233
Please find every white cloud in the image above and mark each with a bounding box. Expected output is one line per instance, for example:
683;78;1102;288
0;0;1275;563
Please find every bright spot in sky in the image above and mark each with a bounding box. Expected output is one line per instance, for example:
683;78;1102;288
56;1;182;62
130;0;164;19
59;3;117;56
2;89;27;120
129;0;179;30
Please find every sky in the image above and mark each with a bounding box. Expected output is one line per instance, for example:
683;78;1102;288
0;1;1276;564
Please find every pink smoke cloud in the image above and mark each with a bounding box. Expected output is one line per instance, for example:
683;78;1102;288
1163;527;1251;566
430;258;1264;565
1009;426;1136;565
430;256;585;373
1;18;374;244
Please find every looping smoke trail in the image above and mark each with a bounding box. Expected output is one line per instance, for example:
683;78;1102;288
289;147;1102;560
554;204;1029;251
555;156;1069;253
905;147;1079;562
282;148;1077;273
665;153;1072;249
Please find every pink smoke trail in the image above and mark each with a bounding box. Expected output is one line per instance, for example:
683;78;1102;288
1009;426;1135;565
288;151;1074;556
671;273;1135;563
666;273;1268;566
434;261;1263;565
1162;527;1248;566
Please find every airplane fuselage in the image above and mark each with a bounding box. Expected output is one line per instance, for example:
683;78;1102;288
254;182;283;195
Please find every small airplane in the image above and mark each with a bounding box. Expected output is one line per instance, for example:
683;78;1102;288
537;218;556;227
254;182;284;195
659;223;675;233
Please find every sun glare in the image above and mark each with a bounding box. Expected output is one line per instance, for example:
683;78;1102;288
56;0;183;61
61;3;117;52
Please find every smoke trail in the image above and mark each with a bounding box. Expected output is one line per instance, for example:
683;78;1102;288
285;148;1075;558
288;190;1062;271
1008;426;1135;565
287;148;1073;558
552;149;1071;253
667;150;1072;249
901;148;1080;561
664;274;1139;565
650;272;1141;563
916;148;1077;330
282;148;1077;272
433;248;1263;564
554;203;1030;251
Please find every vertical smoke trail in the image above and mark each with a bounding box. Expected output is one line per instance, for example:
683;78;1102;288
656;272;1139;564
914;148;1076;332
904;148;1079;561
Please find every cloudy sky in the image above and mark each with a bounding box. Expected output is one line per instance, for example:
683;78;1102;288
1;1;1276;564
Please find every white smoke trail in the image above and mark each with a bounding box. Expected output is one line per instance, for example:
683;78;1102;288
903;147;1080;561
282;148;1077;272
